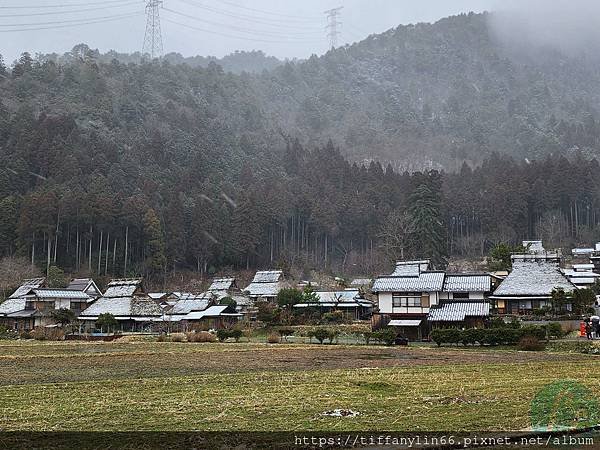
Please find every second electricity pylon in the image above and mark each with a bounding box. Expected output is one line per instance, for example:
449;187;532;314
142;0;164;59
324;6;343;50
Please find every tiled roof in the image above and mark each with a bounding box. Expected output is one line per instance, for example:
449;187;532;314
372;271;445;293
31;289;90;300
103;279;142;298
443;275;492;293
491;261;576;298
428;302;490;322
9;278;45;299
251;271;282;283
208;277;235;291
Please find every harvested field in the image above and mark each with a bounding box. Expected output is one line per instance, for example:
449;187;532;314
0;341;598;432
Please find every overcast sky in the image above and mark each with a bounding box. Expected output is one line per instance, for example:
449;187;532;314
1;0;501;63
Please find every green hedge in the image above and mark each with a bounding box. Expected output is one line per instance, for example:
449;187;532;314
431;325;547;347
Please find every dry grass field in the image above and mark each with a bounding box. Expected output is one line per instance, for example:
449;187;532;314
0;340;598;433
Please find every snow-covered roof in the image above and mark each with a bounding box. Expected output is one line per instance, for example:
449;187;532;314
245;282;281;297
491;261;576;298
251;270;282;283
185;305;239;320
208;277;235;291
79;296;162;319
372;272;445;293
148;293;167;300
443;275;492;293
391;260;430;276
428;302;490;322
523;240;545;253
30;289;91;300
9;278;45;299
103;279;142;298
350;278;372;287
169;294;211;315
0;297;27;315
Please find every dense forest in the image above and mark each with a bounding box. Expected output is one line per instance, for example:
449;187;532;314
2;12;600;280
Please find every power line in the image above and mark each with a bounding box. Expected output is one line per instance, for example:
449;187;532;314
162;17;322;44
163;7;321;38
0;12;141;32
0;11;143;27
0;0;134;9
173;0;322;31
324;6;343;49
142;0;163;59
0;2;140;18
215;0;321;21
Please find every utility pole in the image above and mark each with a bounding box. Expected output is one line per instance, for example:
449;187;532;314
324;6;343;50
142;0;164;59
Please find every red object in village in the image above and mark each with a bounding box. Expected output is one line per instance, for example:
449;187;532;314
580;321;587;337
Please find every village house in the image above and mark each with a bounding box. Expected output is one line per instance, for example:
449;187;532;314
489;257;577;314
372;261;493;339
206;276;254;316
79;279;163;332
561;264;600;289
244;270;285;302
66;278;102;300
0;278;99;331
427;274;493;329
293;289;374;320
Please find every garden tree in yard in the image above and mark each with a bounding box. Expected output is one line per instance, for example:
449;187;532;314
572;288;596;315
96;313;118;333
551;288;570;314
276;288;303;308
302;285;319;304
50;308;76;327
219;296;237;309
0;256;41;300
143;208;166;278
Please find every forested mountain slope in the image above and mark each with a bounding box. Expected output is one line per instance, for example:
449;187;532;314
250;12;600;170
2;12;600;278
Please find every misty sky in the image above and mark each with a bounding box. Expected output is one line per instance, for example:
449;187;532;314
1;0;498;63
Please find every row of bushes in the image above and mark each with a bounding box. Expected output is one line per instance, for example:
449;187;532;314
430;325;549;347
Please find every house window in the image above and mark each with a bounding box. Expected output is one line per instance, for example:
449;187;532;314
392;293;424;308
25;301;34;310
453;292;469;300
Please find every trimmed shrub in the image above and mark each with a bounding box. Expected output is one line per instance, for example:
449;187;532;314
517;336;545;351
277;327;295;341
373;328;398;346
170;333;186;342
216;329;230;342
230;329;243;342
32;327;65;341
157;333;167;342
547;322;563;339
186;331;217;343
313;327;330;344
266;332;281;344
19;330;32;340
